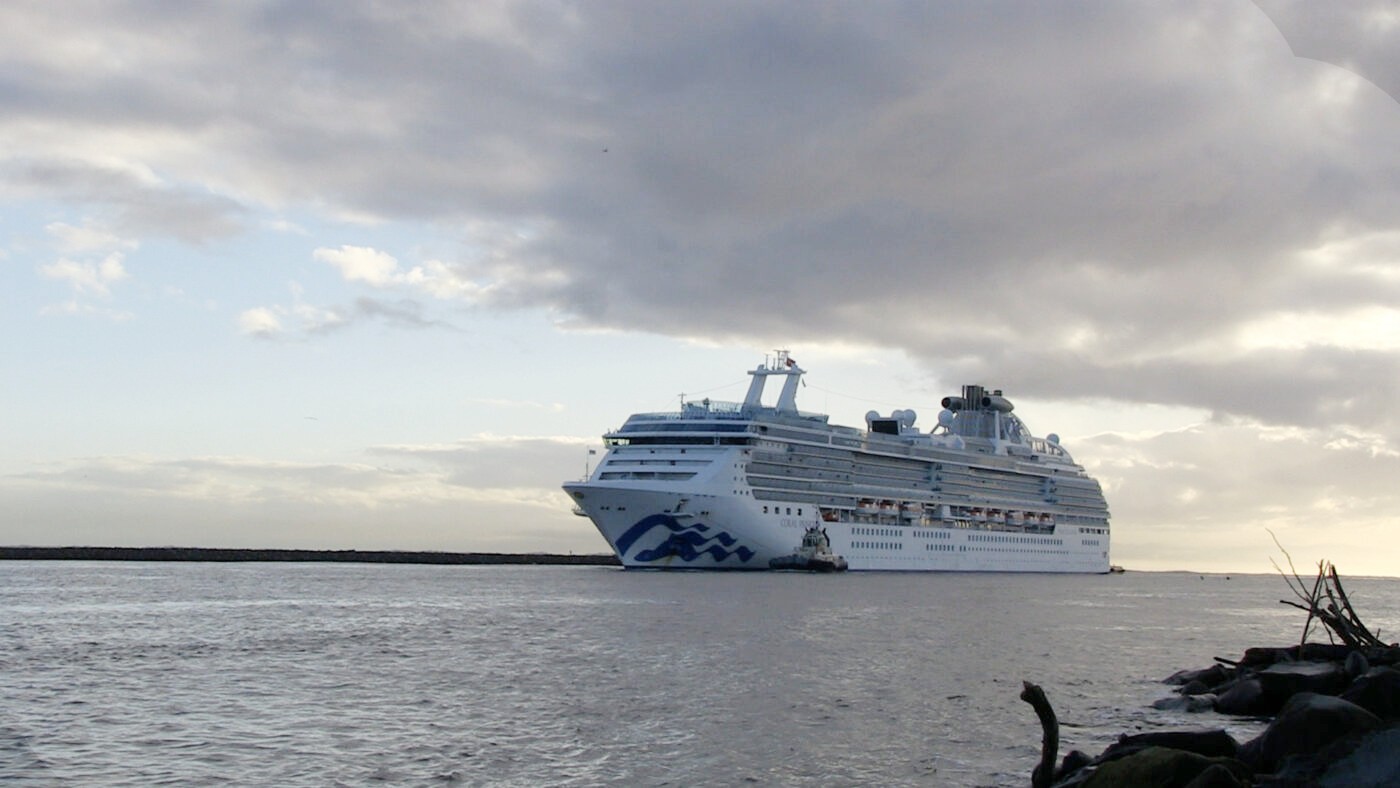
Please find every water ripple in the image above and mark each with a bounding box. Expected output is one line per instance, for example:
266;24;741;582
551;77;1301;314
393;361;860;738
2;563;1397;785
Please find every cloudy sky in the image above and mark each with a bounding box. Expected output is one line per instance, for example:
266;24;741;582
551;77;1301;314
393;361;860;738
4;1;1399;575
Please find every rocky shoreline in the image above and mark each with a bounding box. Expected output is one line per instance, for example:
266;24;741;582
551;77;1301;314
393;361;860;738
0;546;621;566
1025;563;1400;787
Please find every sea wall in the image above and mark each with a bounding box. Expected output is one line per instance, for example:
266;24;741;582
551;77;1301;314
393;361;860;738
0;546;620;566
1029;643;1400;787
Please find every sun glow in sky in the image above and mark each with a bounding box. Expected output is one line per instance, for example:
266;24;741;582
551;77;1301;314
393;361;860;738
4;1;1400;576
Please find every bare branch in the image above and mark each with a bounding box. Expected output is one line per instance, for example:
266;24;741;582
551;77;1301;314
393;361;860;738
1267;528;1312;603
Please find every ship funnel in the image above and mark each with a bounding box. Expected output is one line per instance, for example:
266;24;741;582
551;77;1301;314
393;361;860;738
981;395;1014;413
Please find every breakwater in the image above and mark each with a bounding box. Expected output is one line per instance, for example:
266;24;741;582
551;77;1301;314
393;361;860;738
1025;563;1400;787
0;546;620;566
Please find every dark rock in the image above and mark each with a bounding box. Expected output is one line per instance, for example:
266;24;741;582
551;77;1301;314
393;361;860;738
1049;767;1093;788
1238;692;1381;773
1166;664;1230;688
1100;729;1240;761
1081;747;1250;788
1313;724;1400;787
1297;643;1357;663
1256;660;1349;701
1055;749;1093;781
1165;667;1199;685
1239;644;1353;669
1212;662;1349;718
1255;723;1400;787
1153;694;1217;713
1345;650;1370;678
1183;763;1249;788
1339;666;1400;720
1215;678;1268;716
1180;679;1211;696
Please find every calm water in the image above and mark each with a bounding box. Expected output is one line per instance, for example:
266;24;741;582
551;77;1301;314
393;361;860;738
3;563;1398;786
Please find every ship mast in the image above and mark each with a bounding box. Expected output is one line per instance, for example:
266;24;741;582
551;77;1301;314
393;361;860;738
742;350;804;415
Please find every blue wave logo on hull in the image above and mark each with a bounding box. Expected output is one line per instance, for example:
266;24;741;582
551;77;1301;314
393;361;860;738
615;514;756;564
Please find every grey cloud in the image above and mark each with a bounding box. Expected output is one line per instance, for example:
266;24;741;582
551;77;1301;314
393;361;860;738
3;159;245;242
1256;0;1400;104
253;297;457;338
932;346;1400;431
349;298;453;330
303;297;456;335
5;1;1400;434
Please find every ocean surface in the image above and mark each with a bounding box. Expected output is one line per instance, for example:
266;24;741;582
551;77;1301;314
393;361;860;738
3;563;1398;787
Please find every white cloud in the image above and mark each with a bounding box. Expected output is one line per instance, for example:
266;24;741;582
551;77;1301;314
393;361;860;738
313;221;562;309
291;301;346;333
1236;306;1400;351
314;245;402;286
38;251;128;297
238;306;283;337
45;220;138;254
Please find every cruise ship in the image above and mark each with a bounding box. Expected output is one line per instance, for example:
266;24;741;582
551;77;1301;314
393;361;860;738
564;352;1110;572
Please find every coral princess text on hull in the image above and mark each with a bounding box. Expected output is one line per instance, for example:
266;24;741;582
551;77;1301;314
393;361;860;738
564;352;1111;572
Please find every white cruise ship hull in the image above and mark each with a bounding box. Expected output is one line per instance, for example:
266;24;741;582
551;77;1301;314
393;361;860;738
566;479;1109;572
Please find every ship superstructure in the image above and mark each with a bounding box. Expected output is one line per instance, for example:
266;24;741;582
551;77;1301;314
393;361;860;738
563;352;1110;572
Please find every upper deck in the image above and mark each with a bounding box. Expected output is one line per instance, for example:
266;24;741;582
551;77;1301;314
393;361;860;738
585;353;1109;531
604;352;1080;469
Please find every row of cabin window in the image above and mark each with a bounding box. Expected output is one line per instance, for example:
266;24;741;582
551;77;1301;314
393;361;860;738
969;534;1065;546
762;506;802;516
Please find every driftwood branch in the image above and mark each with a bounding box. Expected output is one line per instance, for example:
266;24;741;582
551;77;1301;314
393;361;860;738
1267;528;1309;601
1270;543;1390;650
1021;681;1059;788
1301;562;1325;647
1327;566;1385;647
